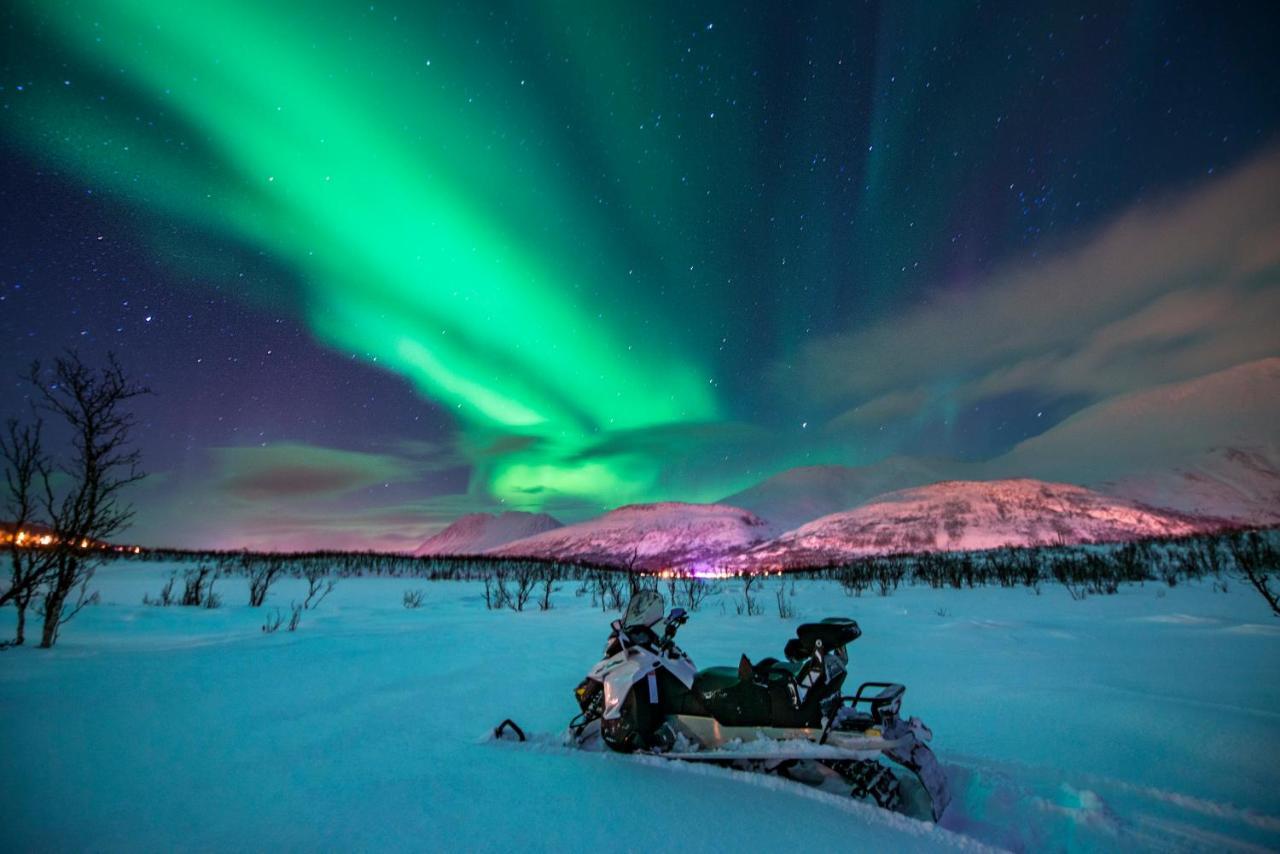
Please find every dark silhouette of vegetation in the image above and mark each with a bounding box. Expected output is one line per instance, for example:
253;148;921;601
1;420;54;645
796;528;1279;610
0;353;148;648
98;527;1278;617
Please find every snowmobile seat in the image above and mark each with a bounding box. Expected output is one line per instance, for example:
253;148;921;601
752;656;808;681
791;618;861;658
692;666;742;698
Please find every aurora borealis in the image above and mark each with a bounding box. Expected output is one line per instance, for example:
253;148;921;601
3;2;1279;550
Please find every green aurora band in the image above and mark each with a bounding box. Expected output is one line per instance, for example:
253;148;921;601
6;1;748;507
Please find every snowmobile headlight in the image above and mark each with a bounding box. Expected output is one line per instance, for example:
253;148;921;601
574;678;601;711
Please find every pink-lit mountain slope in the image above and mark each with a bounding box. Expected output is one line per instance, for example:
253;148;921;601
736;479;1218;569
721;457;967;533
414;511;562;556
489;502;775;569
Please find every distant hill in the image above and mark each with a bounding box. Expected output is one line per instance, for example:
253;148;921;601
993;358;1280;524
735;479;1218;569
721;457;966;533
414;511;562;556
416;360;1276;569
489;502;774;570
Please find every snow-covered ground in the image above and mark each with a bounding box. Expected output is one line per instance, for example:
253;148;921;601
2;562;1277;852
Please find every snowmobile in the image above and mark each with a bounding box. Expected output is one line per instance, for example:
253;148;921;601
539;590;950;821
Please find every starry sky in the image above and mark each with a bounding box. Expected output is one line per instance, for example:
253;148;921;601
2;1;1278;550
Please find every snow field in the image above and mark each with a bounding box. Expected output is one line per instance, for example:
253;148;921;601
1;561;1277;851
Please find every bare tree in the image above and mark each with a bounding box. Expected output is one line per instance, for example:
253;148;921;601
29;353;149;648
0;419;56;645
774;580;795;619
536;567;558;611
1227;531;1279;617
510;570;536;612
738;573;763;616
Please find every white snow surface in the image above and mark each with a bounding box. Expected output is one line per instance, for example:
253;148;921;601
490;501;776;568
414;511;562;556
741;479;1212;568
2;562;1278;852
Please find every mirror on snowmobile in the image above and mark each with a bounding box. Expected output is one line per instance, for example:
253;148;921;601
661;608;687;642
622;589;665;628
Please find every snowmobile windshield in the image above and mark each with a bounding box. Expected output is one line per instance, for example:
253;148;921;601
622;590;665;628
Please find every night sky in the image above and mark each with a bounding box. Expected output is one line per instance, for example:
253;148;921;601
2;2;1278;550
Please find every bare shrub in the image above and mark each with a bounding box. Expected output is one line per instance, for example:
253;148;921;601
669;576;720;612
302;567;337;609
262;608;284;634
484;571;510;610
180;565;217;607
774;581;795;619
510;571;536;612
246;558;284;607
263;603;302;633
143;573;177;607
403;589;426;609
736;574;764;616
536;568;558;611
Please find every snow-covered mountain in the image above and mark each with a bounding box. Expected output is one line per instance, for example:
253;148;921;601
489;502;775;569
1101;446;1280;526
993;358;1280;524
736;479;1217;569
414;511;562;556
721;457;966;533
418;361;1275;568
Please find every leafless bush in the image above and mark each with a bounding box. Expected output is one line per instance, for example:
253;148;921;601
536;568;558;611
735;574;764;616
262;608;284;633
302;567;337;609
246;558;284;607
143;573;177;607
510;571;536;612
667;576;720;612
774;581;795;619
180;565;218;607
484;571;510;610
599;572;626;611
403;589;426;609
262;603;302;633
